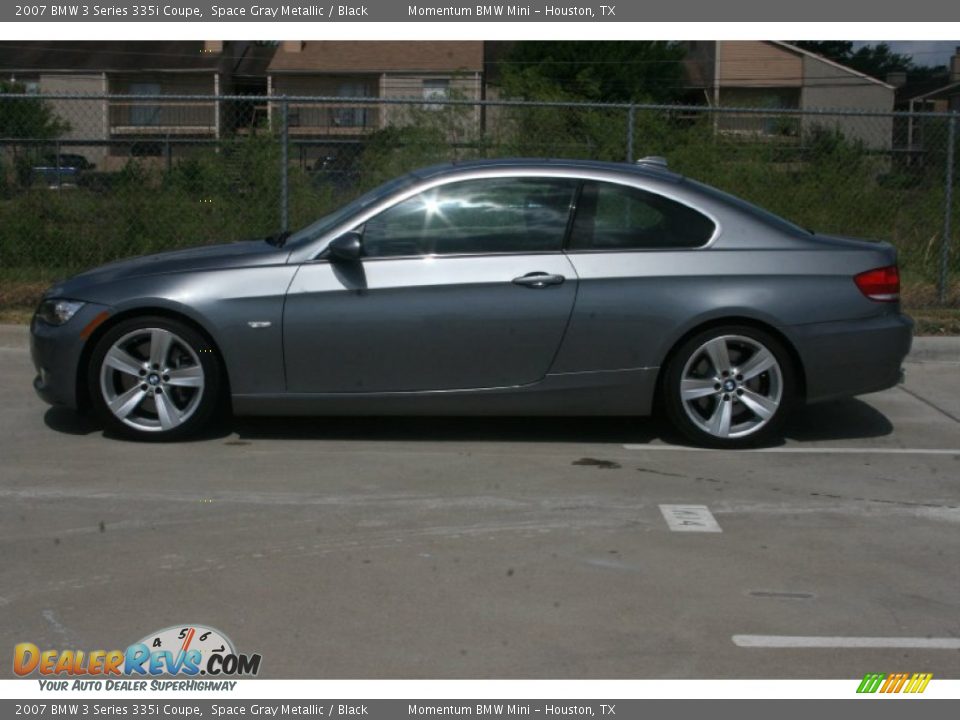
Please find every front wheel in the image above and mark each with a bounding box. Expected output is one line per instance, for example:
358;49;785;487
87;316;222;441
662;326;796;448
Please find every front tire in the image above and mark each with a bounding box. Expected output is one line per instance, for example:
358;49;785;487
662;325;796;449
87;316;222;441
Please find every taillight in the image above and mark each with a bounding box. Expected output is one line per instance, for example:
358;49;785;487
854;265;900;302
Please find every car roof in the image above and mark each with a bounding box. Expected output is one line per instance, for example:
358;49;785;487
407;158;684;184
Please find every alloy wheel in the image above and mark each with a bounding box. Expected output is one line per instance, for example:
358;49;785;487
98;327;206;433
679;334;783;440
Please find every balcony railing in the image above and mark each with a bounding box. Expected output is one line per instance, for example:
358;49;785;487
284;103;381;134
109;101;217;133
715;112;802;138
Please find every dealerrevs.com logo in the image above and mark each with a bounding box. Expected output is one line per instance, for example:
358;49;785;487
14;624;261;686
857;672;933;694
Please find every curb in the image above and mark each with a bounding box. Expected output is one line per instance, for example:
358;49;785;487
908;336;960;363
0;324;28;349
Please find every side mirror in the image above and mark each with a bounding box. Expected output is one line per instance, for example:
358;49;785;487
326;231;363;262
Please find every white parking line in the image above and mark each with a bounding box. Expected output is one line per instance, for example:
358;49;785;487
733;635;960;649
624;445;960;455
659;504;722;532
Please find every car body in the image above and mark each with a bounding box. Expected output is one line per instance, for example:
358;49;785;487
30;158;913;446
31;153;95;187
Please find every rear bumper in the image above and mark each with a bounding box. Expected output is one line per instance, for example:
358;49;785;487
789;312;913;404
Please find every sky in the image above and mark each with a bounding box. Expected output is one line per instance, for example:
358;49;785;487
853;41;959;68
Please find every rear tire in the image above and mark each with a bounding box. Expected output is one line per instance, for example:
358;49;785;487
87;316;222;441
662;325;796;449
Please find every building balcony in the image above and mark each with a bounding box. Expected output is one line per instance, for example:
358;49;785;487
109;101;217;135
282;102;381;135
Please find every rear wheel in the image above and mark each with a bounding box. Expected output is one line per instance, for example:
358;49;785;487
87;316;222;441
663;326;795;448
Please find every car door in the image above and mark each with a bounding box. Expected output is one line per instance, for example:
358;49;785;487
283;175;580;393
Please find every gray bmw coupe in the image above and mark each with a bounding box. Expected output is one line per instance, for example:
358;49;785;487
31;158;912;447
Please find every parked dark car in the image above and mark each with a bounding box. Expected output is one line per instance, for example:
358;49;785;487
31;153;96;187
30;158;912;446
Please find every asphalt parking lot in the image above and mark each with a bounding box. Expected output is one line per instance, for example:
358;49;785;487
1;324;958;679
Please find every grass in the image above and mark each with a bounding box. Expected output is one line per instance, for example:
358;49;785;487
0;308;32;324
909;307;960;335
0;279;45;323
900;279;960;334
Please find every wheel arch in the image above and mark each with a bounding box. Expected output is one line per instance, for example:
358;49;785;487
653;315;807;408
76;306;231;412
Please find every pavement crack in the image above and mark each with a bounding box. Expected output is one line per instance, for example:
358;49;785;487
636;467;685;478
898;385;960;424
809;491;958;510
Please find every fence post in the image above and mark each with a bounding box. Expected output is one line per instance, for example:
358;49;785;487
940;113;957;306
626;105;636;163
280;97;289;234
55;139;61;191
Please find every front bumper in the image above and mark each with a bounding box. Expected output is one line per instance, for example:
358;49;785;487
790;312;913;404
30;302;112;409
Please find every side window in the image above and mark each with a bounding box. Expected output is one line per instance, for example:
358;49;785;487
129;82;162;127
569;182;715;250
361;177;577;258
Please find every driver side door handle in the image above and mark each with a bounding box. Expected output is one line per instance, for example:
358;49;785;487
512;272;566;289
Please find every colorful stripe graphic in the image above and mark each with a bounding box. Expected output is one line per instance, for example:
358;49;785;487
857;672;933;694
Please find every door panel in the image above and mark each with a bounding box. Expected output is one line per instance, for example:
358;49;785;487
283;254;578;393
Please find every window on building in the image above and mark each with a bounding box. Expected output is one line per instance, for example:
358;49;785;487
333;81;370;128
423;79;450;110
129;83;162;126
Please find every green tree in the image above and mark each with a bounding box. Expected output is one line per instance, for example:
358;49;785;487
494;41;687;104
792;41;922;80
0;81;70;138
1;81;71;188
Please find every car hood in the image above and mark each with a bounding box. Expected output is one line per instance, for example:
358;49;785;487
47;240;289;298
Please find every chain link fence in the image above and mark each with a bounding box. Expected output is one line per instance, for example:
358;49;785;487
1;92;958;311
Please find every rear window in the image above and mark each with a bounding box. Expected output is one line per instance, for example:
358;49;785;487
569;181;716;251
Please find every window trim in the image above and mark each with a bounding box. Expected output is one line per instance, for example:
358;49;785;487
301;169;722;263
332;249;568;264
563;179;719;254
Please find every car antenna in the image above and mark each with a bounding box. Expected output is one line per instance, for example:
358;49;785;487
635;156;668;168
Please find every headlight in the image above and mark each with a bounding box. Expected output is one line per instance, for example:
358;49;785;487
36;299;86;326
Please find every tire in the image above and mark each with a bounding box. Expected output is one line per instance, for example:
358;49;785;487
87;316;222;441
662;325;796;449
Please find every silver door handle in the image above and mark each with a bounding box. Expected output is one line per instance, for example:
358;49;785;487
512;273;565;288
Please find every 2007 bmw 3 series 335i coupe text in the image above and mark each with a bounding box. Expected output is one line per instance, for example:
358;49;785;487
30;158;913;447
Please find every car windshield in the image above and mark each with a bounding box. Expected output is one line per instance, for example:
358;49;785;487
282;174;418;248
684;178;813;236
